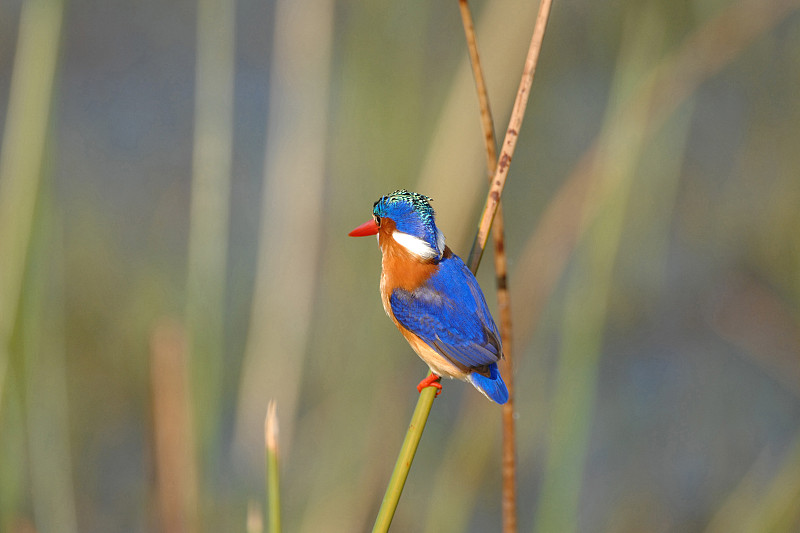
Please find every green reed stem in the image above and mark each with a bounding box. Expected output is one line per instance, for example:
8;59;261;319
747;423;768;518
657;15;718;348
372;385;437;532
0;0;63;416
186;0;235;468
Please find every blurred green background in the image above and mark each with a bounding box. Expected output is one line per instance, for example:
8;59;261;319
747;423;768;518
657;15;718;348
2;0;800;531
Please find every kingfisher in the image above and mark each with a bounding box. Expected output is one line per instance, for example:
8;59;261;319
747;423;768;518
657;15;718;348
349;189;508;404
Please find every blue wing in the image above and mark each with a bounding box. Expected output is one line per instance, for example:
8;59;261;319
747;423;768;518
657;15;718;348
390;253;502;371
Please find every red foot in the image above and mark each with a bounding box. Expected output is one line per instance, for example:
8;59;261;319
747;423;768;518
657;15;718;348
416;374;442;397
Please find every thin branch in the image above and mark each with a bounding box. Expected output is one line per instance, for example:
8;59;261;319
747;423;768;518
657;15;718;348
466;0;553;272
457;1;518;531
458;0;497;169
494;210;517;533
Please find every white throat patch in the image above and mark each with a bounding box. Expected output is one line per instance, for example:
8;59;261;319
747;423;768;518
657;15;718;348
392;230;445;260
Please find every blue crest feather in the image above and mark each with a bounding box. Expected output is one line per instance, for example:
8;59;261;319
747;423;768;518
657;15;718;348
373;190;442;257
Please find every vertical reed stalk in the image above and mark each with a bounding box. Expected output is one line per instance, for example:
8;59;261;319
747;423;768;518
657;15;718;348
0;0;63;414
151;320;199;533
0;0;64;521
23;188;79;533
457;1;518;530
186;0;236;470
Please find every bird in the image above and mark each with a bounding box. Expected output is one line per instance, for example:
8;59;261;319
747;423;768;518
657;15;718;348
348;189;508;404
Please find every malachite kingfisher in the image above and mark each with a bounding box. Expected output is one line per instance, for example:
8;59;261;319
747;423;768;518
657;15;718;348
349;189;509;404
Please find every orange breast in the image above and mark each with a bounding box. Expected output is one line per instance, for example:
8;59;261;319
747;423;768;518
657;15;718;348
377;223;436;323
377;221;438;292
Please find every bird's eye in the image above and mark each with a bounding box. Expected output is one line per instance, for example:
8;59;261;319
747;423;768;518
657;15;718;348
374;215;381;226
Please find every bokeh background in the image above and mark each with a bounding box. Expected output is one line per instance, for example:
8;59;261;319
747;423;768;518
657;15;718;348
1;0;800;531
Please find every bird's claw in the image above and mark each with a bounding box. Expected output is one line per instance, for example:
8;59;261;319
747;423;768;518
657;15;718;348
417;374;442;397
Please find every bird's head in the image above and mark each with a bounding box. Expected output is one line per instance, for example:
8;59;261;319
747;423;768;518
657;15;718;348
349;189;446;261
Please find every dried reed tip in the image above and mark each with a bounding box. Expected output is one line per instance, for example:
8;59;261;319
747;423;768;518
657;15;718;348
247;500;264;533
265;400;278;453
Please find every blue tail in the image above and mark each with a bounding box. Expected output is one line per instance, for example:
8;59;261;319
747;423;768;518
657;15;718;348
467;363;509;404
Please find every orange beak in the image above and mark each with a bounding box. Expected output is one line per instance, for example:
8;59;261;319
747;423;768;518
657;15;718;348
348;219;379;237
